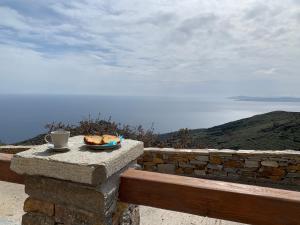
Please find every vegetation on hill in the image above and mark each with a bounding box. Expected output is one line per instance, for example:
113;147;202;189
16;115;159;147
15;111;300;150
161;111;300;150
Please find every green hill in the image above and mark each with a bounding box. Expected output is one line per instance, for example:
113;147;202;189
15;111;300;150
160;111;300;150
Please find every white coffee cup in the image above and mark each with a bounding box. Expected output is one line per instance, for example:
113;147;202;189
44;130;70;148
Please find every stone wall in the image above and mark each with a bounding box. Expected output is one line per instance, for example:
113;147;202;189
138;148;300;187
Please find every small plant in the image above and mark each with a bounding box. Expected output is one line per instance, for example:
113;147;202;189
0;140;5;146
45;114;160;147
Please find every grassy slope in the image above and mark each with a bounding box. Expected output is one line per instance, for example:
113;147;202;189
162;111;300;150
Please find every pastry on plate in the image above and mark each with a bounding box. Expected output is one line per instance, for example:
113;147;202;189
102;134;120;144
84;135;103;145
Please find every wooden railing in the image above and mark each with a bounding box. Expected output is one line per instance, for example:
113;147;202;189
1;154;300;225
119;169;300;225
0;153;24;184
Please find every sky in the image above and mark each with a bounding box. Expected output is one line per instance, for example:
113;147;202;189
0;0;299;98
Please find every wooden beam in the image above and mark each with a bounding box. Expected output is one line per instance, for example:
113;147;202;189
0;153;24;184
119;169;300;225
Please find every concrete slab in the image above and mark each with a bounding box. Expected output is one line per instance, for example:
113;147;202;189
0;181;27;225
140;206;248;225
10;136;143;185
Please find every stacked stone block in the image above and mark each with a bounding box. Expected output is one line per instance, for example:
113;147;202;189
21;174;139;225
11;136;143;225
138;148;300;186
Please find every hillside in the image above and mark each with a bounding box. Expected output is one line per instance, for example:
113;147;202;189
14;111;300;150
160;111;300;150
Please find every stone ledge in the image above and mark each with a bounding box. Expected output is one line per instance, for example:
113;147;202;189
11;136;144;185
144;147;300;156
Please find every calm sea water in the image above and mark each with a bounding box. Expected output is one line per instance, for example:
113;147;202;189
1;94;300;144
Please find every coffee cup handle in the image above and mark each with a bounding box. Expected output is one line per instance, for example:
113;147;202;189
44;134;52;144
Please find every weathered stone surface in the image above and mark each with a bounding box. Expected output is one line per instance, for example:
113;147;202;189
154;153;163;159
240;167;257;172
195;164;206;170
22;213;55;225
24;197;54;217
175;168;184;174
143;164;156;171
227;173;240;179
259;167;285;177
113;202;128;225
286;173;300;178
186;154;197;160
55;204;104;225
137;157;144;165
271;168;286;176
224;168;238;173
152;157;164;164
223;160;242;168
11;136;144;185
278;162;288;167
207;164;223;170
209;156;222;164
195;155;209;161
269;157;289;162
270;176;282;181
194;170;206;176
184;167;194;174
25;176;116;215
116;203;140;225
157;164;175;174
167;154;188;162
189;160;207;166
143;162;156;166
142;154;153;162
241;171;256;178
211;171;228;177
261;160;279;167
287;164;300;172
294;178;300;185
178;162;195;168
245;160;259;168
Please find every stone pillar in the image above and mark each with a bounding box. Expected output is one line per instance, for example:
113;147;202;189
11;136;143;225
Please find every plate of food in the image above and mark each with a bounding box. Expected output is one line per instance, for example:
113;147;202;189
84;134;122;150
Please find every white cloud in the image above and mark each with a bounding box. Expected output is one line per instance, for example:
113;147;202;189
0;6;30;30
0;0;299;97
255;68;277;75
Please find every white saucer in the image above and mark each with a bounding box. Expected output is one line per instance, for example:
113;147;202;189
48;144;69;151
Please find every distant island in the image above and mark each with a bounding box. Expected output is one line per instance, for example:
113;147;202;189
230;96;300;102
12;111;300;151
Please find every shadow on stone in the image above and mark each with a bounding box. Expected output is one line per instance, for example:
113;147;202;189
32;148;70;156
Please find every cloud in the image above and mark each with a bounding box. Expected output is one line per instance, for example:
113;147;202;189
0;6;30;30
255;68;277;75
0;0;299;97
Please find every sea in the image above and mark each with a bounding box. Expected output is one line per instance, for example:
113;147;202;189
1;94;300;144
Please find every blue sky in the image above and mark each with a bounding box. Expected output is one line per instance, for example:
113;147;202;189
0;0;299;97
